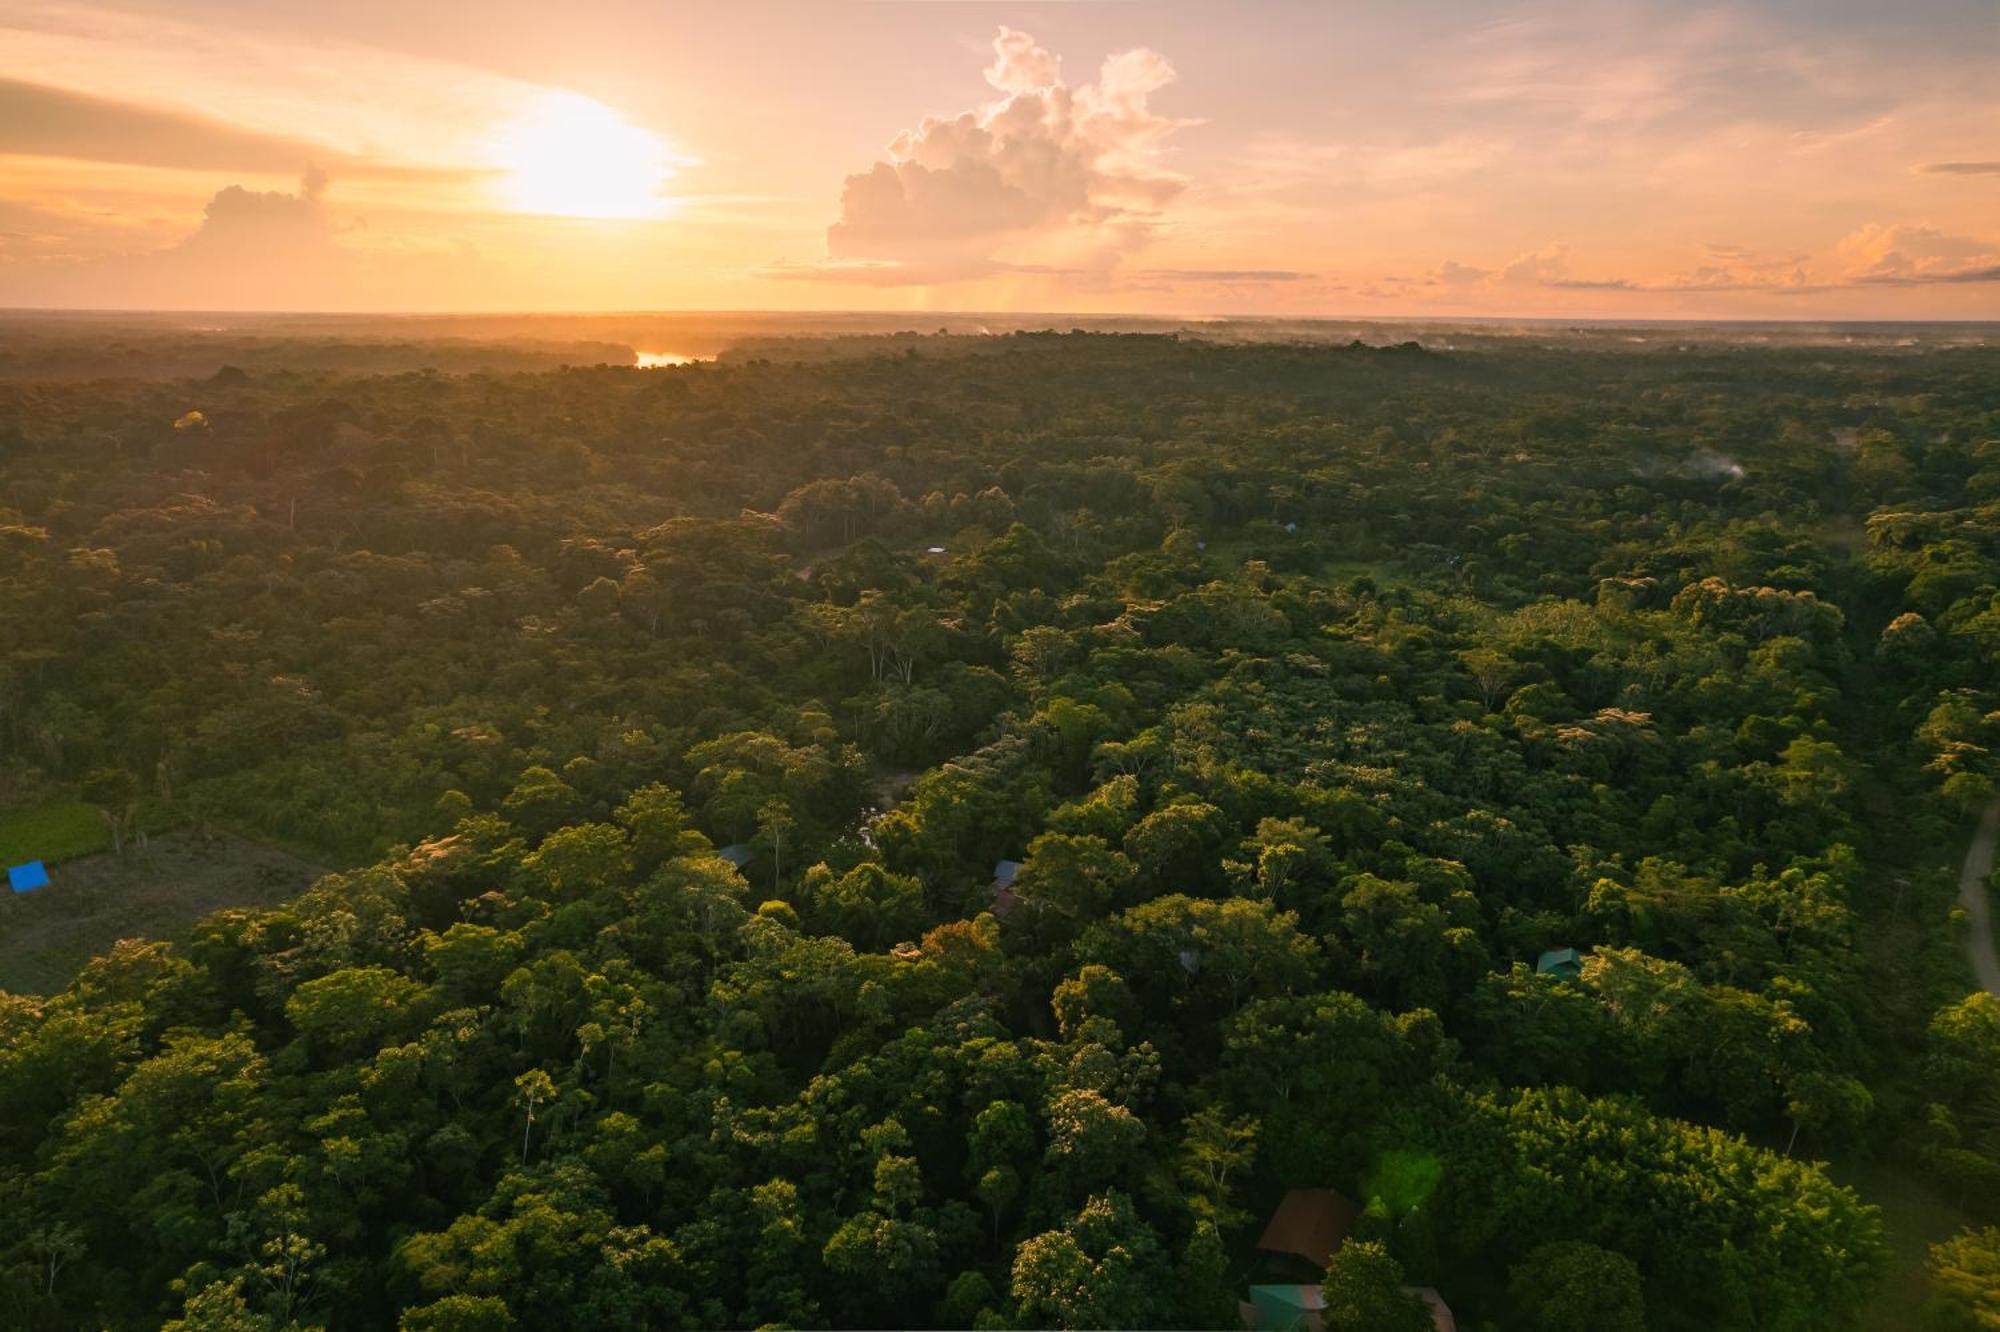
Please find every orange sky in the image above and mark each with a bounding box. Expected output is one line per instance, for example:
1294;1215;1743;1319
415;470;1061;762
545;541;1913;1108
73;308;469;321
1;0;1996;317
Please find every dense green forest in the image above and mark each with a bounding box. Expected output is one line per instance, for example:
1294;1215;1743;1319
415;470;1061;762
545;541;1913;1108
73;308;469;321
2;330;1999;1329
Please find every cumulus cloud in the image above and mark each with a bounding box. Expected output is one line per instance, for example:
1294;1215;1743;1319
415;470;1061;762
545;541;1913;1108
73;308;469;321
1426;224;2000;300
0;170;483;309
1834;222;2000;285
1429;260;1490;285
1426;245;1634;292
793;27;1193;285
111;171;351;307
1498;245;1574;286
1432;242;1797;296
176;169;333;263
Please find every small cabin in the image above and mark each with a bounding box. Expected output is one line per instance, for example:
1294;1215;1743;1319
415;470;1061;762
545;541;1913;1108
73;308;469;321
715;844;754;869
1257;1188;1359;1271
1241;1284;1323;1332
1243;1188;1449;1332
1536;947;1583;981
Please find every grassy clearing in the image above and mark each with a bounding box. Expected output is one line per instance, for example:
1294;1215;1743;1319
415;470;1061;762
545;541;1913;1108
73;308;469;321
1199;534;1422;590
0;830;328;995
1318;556;1419;586
1840;1160;1971;1329
0;800;108;865
0;796;183;868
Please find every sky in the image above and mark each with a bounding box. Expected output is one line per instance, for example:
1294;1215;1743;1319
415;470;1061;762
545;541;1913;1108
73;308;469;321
0;0;1996;318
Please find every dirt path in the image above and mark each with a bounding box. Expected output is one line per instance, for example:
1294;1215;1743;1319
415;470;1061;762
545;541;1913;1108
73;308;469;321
1958;798;2000;998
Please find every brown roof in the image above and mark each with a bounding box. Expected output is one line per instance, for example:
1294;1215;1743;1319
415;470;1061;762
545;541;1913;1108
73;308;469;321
1256;1188;1359;1269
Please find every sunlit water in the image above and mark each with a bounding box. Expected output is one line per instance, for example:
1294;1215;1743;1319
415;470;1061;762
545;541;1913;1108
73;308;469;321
634;350;705;368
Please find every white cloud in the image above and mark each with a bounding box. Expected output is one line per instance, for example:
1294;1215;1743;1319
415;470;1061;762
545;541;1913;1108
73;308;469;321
798;27;1193;285
1499;244;1573;285
1425;222;2000;300
0;169;501;309
1430;259;1490;285
1833;222;2000;285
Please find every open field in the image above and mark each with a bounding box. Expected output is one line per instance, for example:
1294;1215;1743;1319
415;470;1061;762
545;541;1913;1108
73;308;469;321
0;799;109;865
0;830;327;995
1844;1160;1976;1330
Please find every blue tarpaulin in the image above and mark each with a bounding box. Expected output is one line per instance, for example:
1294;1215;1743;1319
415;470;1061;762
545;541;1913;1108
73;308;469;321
7;861;50;893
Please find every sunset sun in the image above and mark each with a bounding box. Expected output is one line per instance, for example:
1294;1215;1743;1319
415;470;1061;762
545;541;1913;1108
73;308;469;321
492;91;678;220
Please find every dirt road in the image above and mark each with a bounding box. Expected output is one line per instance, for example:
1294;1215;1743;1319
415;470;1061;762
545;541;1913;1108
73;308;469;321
1958;798;2000;998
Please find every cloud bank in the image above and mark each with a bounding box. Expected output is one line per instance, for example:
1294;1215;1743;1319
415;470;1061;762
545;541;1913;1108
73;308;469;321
1835;223;2000;286
0;169;497;310
1424;221;2000;300
0;0;549;174
0;78;334;175
791;27;1192;285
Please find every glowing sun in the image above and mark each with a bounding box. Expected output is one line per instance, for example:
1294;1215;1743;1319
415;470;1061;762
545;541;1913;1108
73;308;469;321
492;92;678;220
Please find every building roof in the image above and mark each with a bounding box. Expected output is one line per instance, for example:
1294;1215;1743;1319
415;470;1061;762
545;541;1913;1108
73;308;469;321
1256;1188;1359;1270
715;844;754;868
7;861;50;893
1406;1287;1456;1332
1536;946;1583;975
1241;1281;1449;1332
1246;1284;1324;1332
992;859;1023;886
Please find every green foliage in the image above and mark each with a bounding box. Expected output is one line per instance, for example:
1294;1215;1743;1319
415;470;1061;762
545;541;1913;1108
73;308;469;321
1925;1227;2000;1330
1506;1240;1646;1332
1365;1148;1442;1219
1319;1240;1430;1332
0;799;109;864
1010;1192;1171;1330
0;330;1988;1328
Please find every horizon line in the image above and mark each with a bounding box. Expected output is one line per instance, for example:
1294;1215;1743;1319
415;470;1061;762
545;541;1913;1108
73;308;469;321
3;305;1999;329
